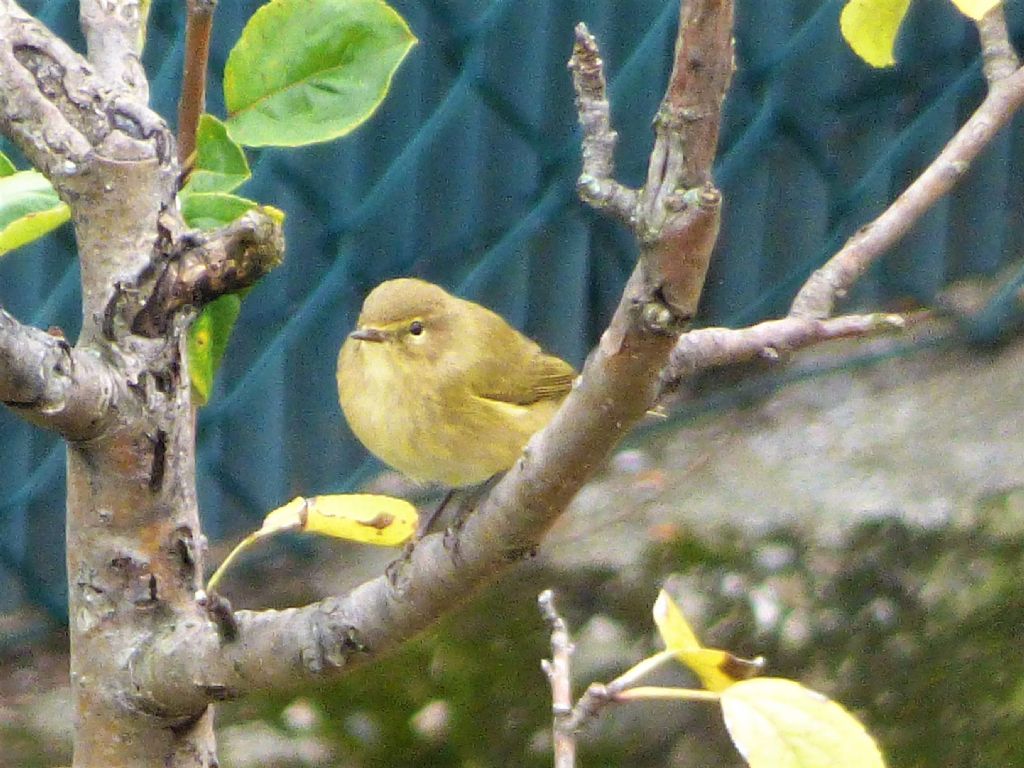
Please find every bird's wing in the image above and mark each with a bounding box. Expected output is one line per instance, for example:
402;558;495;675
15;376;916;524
475;347;575;406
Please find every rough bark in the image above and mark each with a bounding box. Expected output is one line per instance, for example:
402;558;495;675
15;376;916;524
132;0;735;712
1;0;1020;764
0;1;282;765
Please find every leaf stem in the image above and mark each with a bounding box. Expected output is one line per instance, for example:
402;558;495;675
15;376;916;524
205;531;259;593
615;686;721;702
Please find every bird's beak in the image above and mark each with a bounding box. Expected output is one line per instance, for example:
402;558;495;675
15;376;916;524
349;327;387;343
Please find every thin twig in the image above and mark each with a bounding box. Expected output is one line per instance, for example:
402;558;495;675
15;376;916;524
661;312;907;383
561;649;678;733
977;3;1019;86
790;64;1024;319
178;0;217;167
539;591;577;768
615;686;721;702
569;23;638;225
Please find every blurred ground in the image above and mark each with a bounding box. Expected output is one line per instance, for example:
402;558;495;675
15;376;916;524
1;324;1023;767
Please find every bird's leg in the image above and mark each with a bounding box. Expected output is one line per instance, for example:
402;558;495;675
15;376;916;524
416;487;457;540
441;474;503;560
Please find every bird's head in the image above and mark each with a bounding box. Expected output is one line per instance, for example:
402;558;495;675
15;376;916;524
346;278;457;363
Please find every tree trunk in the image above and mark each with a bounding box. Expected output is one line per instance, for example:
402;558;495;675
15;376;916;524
63;153;217;764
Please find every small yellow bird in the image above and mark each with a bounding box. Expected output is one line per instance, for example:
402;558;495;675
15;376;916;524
337;278;575;488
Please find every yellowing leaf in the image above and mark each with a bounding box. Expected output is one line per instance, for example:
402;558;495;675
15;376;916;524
949;0;1000;19
654;588;702;650
721;678;886;768
301;494;418;546
840;0;912;67
205;494;418;592
188;293;242;406
653;590;762;692
257;496;309;536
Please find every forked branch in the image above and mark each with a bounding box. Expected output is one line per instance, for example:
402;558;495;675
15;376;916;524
791;11;1024;320
133;0;738;714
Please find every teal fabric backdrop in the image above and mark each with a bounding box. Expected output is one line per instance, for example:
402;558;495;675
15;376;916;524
1;0;1022;629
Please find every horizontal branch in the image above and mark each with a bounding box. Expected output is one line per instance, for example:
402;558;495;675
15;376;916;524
661;312;906;383
131;209;285;337
0;307;120;440
790;62;1024;320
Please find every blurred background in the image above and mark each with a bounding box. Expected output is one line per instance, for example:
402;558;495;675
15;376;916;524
2;0;1024;765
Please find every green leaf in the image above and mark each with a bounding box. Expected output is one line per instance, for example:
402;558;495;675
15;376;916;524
721;678;886;768
184;114;251;194
179;191;259;230
949;0;1000;19
224;0;416;147
0;152;15;177
188;293;243;406
840;0;912;67
0;171;71;257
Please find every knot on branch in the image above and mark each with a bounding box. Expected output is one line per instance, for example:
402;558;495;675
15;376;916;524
640;183;721;322
10;41;171;167
130;208;285;338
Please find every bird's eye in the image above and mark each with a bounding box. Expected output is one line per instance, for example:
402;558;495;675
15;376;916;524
409;320;424;336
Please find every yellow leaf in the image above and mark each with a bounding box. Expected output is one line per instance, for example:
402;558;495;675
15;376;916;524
653;589;701;651
840;0;912;67
205;494;417;592
258;496;308;536
301;494;418;546
653;590;762;692
721;678;887;768
949;0;1000;19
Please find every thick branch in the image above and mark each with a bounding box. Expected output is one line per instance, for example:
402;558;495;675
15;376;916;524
661;312;906;383
132;262;681;711
0;0;171;189
637;0;733;321
80;0;148;99
0;1;93;177
132;0;737;716
0;307;120;439
790;63;1024;319
569;24;638;225
131;209;285;337
178;0;217;166
654;0;735;189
